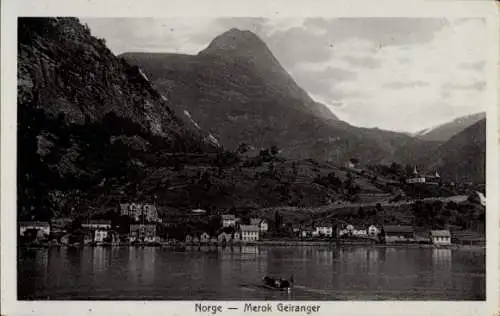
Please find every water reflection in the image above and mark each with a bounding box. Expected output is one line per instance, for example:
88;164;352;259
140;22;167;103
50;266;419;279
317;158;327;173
432;248;452;269
142;247;156;284
431;248;452;291
18;246;485;300
128;246;138;283
92;247;106;273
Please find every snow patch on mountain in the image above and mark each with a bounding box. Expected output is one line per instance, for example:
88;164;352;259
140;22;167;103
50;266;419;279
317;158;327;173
183;110;201;130
138;68;150;82
207;134;220;147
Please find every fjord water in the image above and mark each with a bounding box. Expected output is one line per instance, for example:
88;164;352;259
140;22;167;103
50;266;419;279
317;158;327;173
18;246;485;300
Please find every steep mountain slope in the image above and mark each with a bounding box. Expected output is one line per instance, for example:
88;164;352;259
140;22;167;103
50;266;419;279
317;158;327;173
414;112;486;142
121;29;431;165
421;118;486;183
17;18;218;220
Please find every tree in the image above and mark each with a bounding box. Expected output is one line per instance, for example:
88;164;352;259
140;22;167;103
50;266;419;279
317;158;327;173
349;158;359;165
236;143;250;154
358;207;365;218
70;218;82;232
270;145;279;156
291;162;298;181
274;211;283;231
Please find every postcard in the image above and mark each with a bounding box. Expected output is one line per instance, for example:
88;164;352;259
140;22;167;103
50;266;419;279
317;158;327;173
1;0;498;315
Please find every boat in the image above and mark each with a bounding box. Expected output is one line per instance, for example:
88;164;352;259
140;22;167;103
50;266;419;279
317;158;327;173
262;275;294;291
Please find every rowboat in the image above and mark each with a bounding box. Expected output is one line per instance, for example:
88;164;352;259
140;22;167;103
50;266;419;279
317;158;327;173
262;275;294;291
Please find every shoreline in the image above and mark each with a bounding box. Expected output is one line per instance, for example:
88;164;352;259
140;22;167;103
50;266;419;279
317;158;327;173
20;239;485;250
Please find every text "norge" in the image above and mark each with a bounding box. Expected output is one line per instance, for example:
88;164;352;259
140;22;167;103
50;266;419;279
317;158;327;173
195;304;223;314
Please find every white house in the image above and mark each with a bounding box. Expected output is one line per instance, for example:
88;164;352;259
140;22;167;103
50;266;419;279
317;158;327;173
218;232;231;242
368;225;380;236
430;230;451;246
315;226;333;237
352;229;367;237
221;214;236;228
94;229;108;243
337;229;349;237
250;218;269;233
301;227;315;238
240;225;260;241
200;232;210;243
233;231;241;241
259;220;269;233
19;221;50;237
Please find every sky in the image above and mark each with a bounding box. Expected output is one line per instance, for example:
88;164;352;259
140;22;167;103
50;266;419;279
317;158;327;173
81;17;487;133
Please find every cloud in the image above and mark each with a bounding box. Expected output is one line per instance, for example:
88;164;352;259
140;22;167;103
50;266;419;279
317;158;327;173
304;18;449;46
460;61;485;71
343;56;381;69
442;81;486;91
383;81;429;89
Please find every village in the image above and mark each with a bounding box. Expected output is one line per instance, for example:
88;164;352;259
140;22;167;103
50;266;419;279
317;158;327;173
19;199;483;249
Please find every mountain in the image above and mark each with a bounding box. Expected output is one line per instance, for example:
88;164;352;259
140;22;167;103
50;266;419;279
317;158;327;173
421;118;486;183
414;112;486;142
17;18;219;220
121;28;432;165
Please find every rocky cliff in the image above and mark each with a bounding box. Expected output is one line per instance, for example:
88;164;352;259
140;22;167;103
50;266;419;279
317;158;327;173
18;18;218;220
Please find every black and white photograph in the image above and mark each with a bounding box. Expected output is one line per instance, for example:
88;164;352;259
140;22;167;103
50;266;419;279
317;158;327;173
2;1;499;315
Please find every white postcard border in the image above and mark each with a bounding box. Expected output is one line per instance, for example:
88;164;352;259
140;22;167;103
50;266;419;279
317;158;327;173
1;1;498;316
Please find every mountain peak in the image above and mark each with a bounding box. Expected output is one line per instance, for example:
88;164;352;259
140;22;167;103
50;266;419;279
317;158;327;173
198;28;271;59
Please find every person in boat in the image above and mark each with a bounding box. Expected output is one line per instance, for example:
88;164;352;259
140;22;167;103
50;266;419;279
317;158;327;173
263;275;294;289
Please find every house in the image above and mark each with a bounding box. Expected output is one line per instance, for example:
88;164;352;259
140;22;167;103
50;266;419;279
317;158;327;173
94;229;109;244
249;218;269;233
218;232;231;243
337;228;348;237
368;225;380;236
315;226;333;237
429;230;451;245
83;231;93;245
406;177;426;184
120;202;160;222
221;214;236;227
129;224;157;243
352;229;367;237
406;167;440;185
338;224;355;237
382;225;414;243
345;158;359;169
19;221;51;237
50;218;72;233
301;227;315;238
240;225;260;241
82;220;111;230
250;218;261;226
185;234;193;244
233;231;241;242
259;220;269;233
200;232;210;243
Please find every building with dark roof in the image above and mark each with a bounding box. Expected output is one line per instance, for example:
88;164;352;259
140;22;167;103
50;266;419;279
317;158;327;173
382;225;414;243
